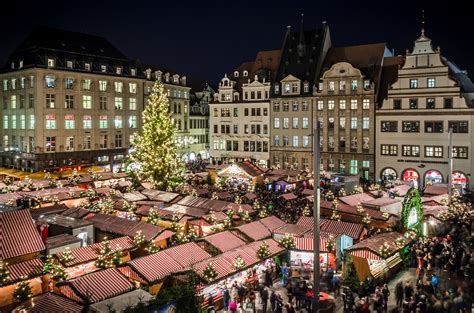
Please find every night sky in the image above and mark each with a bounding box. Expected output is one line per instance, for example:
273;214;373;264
1;0;472;86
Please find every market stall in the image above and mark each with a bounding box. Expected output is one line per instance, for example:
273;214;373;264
345;232;408;282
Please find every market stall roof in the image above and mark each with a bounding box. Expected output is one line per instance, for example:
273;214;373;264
196;188;209;196
203;211;228;223
243;192;257;200
339;193;374;207
389;184;411;197
259;216;286;231
236;221;271;241
0;209;45;260
218;191;232;200
45;234;83;250
30;204;69;219
319;199;389;221
12;292;84;313
362;197;401;208
90;289;154;313
202;231;246;253
280;193;298;201
136;206;173;218
140;189;180;203
217;161;264;179
164;204;208;217
296;216;329;229
86;214;164;241
346;232;407;259
273;224;311;237
294;231;338;252
120;191;148;202
421;194;449;205
423;205;448;221
38;214;93;229
177;195;231;212
424;185;448;196
164;242;212;268
61;207;91;219
301;189;314;196
123;250;184;283
154;230;175;242
320;219;365;239
59;268;134;304
7;258;44;282
225;203;254;214
57;236;134;267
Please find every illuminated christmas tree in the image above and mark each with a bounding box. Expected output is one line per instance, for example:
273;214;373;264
133;231;146;247
0;261;10;286
147;208;161;225
278;234;295;249
145;241;160;254
43;256;67;281
59;247;75;264
14;279;32;302
128;80;184;191
256;241;271;259
203;263;218;281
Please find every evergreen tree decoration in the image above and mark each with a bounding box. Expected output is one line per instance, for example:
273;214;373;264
147;208;161;225
369;184;381;191
97;197;115;215
111;249;123;267
382;212;390;219
59;247;75;264
0;261;10;286
187;228;198;242
133;231;146;247
401;188;423;231
14;279;32;302
68;169;82;185
356;202;365;214
395;236;406;249
258;207;269;218
303;205;312;217
170;211;181;232
145;241;160;254
95;255;107;269
128;80;184;191
330;200;341;221
206;210;217;224
239;209;251;223
202;263;218;281
339;187;346;197
378;241;392;259
256;241;271;259
278;234;295;249
352;185;364;194
362;212;372;225
342;255;360;291
100;237;112;255
326;234;336;252
209;222;224;234
176;231;189;244
122;201;137;212
233;256;246;270
223;217;232;230
226;209;237;219
211;192;219;200
234;195;242;205
326;190;334;201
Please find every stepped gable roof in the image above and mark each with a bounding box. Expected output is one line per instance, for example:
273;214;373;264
274;24;329;94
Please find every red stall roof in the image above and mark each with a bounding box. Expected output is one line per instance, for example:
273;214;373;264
13;292;84;313
164;242;212;268
124;251;184;283
203;231;246;253
259;216;286;231
236;221;271;241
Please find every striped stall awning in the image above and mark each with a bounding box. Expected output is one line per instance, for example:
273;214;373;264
154;230;175;242
117;266;147;285
127;251;184;283
164;242;212;268
273;224;311;237
349;249;382;261
0;210;45;260
222;249;260;267
13;292;84;312
296;217;329;229
59;285;84;303
8;258;44;281
203;231;246;253
194;256;234;283
67;268;134;303
321;220;364;239
58;236;134;267
245;239;285;256
236;221;271;241
294;237;330;252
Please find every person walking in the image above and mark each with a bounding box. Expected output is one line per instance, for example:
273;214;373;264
261;285;269;312
382;284;390;311
222;286;230;312
431;273;439;294
270;290;277;312
395;281;404;307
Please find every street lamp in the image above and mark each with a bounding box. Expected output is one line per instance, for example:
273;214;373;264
312;123;321;312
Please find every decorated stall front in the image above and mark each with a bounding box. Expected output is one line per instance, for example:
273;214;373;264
345;232;408;282
194;239;285;309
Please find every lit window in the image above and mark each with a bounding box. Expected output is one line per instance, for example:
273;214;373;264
100;96;107;110
363;99;370;109
10;115;16;128
349;99;357;110
292;117;299;129
115;97;123;110
129;116;137;128
46;94;55;108
81;79;91;90
339;100;346;110
3;115;8;129
10;95;17;109
328;100;335;110
63;115;74;129
284;83;290;93
19;60;23;68
116;67;122;74
114;82;123;93
350;160;358;174
283;118;289;129
274;118;280;129
129;98;137;110
293;136;299;147
83;115;92;129
99;115;108;128
410;79;418;88
302;136;309;147
303;82;309;92
131;69;136;76
317;100;323;110
328;81;335;91
3;79;8;91
351;80;358;90
82;95;92;109
101;65;107;72
274;84;280;94
302;117;309;129
129;83;137;94
65;95;74;109
339;81;346;91
11;79;16;90
363;80;370;89
114;115;123;128
19;115;25;129
99;80;107;91
45;75;56;88
47;58;55;68
29;115;35;129
84;63;91;71
363;117;369;129
427;78;435;88
46;136;56;152
65;78;74;89
351;117;357;129
45;114;56;129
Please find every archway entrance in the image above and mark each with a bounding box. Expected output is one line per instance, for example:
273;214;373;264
381;167;397;181
452;171;468;188
424;170;443;185
402;168;419;188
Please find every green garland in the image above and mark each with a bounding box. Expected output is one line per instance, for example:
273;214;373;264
402;188;423;231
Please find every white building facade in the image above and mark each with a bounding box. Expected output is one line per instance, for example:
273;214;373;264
376;30;474;188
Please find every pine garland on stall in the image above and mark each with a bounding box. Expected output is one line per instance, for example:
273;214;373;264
278;234;295;249
326;234;336;252
133;231;146;247
356;202;365;214
43;256;67;281
352;185;364;194
233;256;246;271
59;248;74;264
0;261;10;286
203;263;218;281
378;241;392;259
303;205;312;217
330;200;341;221
145;241;160;254
223;217;232;230
147;208;161;225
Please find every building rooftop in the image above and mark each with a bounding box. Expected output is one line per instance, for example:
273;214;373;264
38;214;93;229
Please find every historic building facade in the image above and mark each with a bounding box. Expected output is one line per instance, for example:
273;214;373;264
270;22;331;170
376;30;474;188
0;27;143;172
188;83;214;161
314;44;389;180
210;50;280;167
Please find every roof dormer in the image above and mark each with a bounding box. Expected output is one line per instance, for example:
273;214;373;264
234;71;239;77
